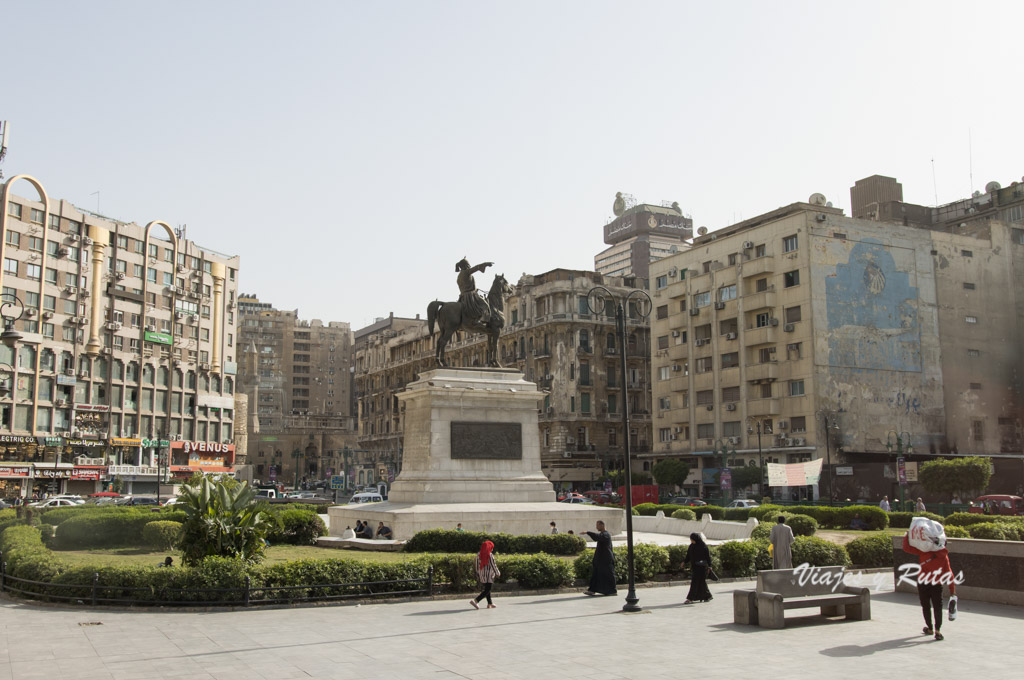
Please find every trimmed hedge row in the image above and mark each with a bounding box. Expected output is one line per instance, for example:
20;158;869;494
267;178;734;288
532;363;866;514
968;522;1024;541
634;503;725;520
670;508;697;521
265;509;326;545
750;513;818;540
750;504;889;530
403;529;586;556
943;512;1023;527
52;511;187;549
887;511;944;528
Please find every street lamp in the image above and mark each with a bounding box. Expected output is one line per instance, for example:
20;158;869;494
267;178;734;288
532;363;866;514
816;410;840;506
714;437;735;505
586;285;651;613
0;294;24;428
886;431;913;511
745;416;766;498
292;448;302;490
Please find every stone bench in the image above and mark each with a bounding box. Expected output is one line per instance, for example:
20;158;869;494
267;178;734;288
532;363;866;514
733;567;871;629
316;536;406;552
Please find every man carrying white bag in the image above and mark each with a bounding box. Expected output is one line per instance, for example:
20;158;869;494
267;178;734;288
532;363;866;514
902;516;958;640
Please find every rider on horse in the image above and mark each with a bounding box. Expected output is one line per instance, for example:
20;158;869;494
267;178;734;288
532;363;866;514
456;257;493;332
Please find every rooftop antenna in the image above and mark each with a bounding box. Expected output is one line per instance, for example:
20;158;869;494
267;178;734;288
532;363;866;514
968;128;974;195
90;190;100;214
0;121;9;180
931;158;938;206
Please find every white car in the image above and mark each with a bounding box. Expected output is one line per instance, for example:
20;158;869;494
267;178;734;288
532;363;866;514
31;498;81;508
726;499;760;508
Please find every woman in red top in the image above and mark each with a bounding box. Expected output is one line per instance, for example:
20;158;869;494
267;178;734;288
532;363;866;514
902;534;957;640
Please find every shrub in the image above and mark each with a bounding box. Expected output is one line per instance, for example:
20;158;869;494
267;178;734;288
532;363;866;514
750;522;771;541
749;504;786;522
717;540;759;577
670;508;696;521
888;511;946;528
177;478;270;566
266;509;325;545
573;543;669;584
499;554;575;589
52;511;187;549
143;520;183;550
968;523;1012;541
944;525;970;538
750;539;773;571
943;512;1023;527
723;508;752;521
666;544;687;569
750;513;815;537
691;505;724;520
403;529;585;556
846;534;894;567
38;523;56;547
791;536;850;567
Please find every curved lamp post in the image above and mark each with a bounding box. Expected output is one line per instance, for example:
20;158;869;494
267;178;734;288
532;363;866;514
745;416;766;498
815;410;840;506
886;431;913;510
586;285;651;613
0;294;24;430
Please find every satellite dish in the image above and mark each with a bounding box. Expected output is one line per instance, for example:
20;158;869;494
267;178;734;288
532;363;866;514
984;181;1001;194
808;193;827;206
825;201;833;208
697;226;708;236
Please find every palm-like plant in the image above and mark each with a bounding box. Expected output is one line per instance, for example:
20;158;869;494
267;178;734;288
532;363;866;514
177;476;270;566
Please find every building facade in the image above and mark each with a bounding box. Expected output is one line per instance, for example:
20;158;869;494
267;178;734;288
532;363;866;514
650;179;1024;502
354;269;652;492
0;174;242;497
237;295;357;489
595;194;693;280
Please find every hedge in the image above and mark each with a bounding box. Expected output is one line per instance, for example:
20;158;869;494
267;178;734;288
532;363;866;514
888;511;944;528
51;511;187;549
573;543;670;584
717;540;760;577
635;503;725;520
723;508;753;521
265;509;326;545
403;529;586;556
967;522;1024;541
792;536;851;567
846;534;894;567
142;521;183;550
944;512;1024;527
750;504;888;530
944;525;970;538
750;513;817;539
670;508;696;521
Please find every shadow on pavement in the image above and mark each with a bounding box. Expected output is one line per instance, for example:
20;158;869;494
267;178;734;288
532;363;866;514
820;636;932;657
708;614;862;634
870;591;1024;620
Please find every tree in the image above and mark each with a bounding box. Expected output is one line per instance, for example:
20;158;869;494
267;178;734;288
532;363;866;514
177;476;270;566
729;465;763;493
651;458;691;488
918;457;992;500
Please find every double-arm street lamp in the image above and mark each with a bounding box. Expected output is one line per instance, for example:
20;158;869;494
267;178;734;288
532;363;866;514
713;437;736;504
815;410;840;506
0;295;24;429
292;448;302;490
886;431;913;510
587;285;650;614
745;416;766;498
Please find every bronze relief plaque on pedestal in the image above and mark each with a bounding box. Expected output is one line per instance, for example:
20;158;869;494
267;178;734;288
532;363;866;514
450;422;522;459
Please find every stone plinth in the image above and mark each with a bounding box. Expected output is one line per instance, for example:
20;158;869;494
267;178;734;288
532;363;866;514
328;368;622;539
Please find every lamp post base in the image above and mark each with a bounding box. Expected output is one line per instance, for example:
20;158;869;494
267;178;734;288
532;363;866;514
622;589;641;612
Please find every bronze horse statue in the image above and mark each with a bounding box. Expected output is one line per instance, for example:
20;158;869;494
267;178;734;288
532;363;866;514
427;274;513;368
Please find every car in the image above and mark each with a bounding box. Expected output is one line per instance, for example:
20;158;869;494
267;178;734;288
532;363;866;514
558;496;595;504
161;497;183;506
667;497;707;506
581;491;620;505
557;492;586;502
30;498;80;508
116;496;161;506
726;499;761;508
968;495;1024;516
347;492;383;504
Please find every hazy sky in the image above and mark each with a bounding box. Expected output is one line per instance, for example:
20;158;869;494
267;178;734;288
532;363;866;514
3;1;1022;328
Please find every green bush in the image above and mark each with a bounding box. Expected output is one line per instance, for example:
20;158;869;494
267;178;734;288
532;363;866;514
666;543;687;569
888;511;943;528
143;520;183;550
846;534;894;567
750;539;773;571
723;508;753;521
944;525;970;538
751;504;887;530
403;529;585;556
944;512;1023;527
749;504;785;523
573;543;669;584
968;523;1013;541
717;540;759;577
691;505;724;520
265;509;325;545
750;522;771;541
670;508;696;521
750;513;816;537
52;511;187;549
499;554;575;589
791;536;850;567
37;523;56;547
633;503;659;516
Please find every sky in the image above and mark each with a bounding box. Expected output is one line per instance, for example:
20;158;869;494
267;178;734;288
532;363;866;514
3;1;1022;329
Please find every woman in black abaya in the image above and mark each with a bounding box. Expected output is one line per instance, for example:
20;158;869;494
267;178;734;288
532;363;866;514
683;532;713;604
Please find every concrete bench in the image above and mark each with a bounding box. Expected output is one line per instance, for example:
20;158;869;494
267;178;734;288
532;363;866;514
316;536;406;552
733;567;871;629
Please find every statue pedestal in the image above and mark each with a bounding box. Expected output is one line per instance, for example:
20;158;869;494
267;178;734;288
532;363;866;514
328;368;623;539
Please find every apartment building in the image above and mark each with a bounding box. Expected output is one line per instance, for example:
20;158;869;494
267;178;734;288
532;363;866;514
650;179;1024;501
0;174;242;497
237;295;357;488
595;194;693;280
354;269;652;491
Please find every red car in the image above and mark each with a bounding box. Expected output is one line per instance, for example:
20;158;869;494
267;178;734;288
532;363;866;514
968;495;1024;516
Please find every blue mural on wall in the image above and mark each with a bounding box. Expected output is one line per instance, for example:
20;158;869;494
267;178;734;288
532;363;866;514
825;239;921;372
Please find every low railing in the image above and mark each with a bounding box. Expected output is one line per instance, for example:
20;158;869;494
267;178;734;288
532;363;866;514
0;556;433;607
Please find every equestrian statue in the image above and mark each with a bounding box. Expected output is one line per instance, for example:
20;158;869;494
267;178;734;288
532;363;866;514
427;258;513;368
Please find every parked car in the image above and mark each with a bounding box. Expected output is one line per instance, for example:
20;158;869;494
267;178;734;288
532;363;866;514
667;497;707;506
582;490;620;505
726;499;761;509
347;492;383;504
116;496;161;506
30;498;80;508
968;495;1024;516
558;496;595;504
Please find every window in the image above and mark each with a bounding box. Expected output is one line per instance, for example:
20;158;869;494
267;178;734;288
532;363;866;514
656;304;668;320
721;386;740;402
5;231;20;247
674;330;687;344
659;428;673;442
972;420;984;440
656;275;668;290
719;284;736;302
43;295;55;311
3;259;16;275
961;249;972;257
697;423;715;439
702;261;712;274
1013;228;1024;244
789;380;805;396
721;352;739;369
967;349;980;358
694;292;710;308
784;306;802;323
658;396;671;411
758;347;774;363
791;416;807;432
784;270;800;287
963;282;975;290
26;263;41;280
969;382;982;390
696;390;714;406
723;421;741;437
728;253;737;265
695;356;713;373
783;235;798;253
965;316;978;324
657;335;669;350
658;366;671;381
28;236;43;251
45;268;58;284
755;312;770;328
29;208;44;224
7;203;22;218
787;342;803;360
759;383;772;398
755;244;766;258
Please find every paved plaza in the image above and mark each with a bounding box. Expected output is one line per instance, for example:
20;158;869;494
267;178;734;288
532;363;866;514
1;579;1019;680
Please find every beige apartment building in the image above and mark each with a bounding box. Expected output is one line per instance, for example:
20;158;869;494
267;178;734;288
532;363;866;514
1;174;243;497
237;295;357;489
650;178;1024;501
354;269;652;492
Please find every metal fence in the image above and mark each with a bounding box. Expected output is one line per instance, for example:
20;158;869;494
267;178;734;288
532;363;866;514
0;556;433;607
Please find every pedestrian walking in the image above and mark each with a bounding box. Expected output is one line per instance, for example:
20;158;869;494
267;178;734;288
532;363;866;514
879;496;890;512
903;529;956;640
582;520;617;596
683;532;713;604
550;521;558;534
470;540;500;609
770;516;795;569
915;498;927;513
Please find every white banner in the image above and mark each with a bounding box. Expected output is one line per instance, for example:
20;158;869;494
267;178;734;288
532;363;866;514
767;459;823;487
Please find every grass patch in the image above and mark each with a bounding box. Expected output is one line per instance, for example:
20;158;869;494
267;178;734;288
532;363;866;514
53;544;418;568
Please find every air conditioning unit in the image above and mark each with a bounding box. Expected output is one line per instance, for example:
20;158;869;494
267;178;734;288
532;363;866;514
671;364;682;372
42;311;53;319
784;323;795;332
200;362;211;371
566;436;575;444
175;311;184;319
64;285;78;294
689;308;700;316
64;368;75;376
714;302;725;310
726;403;737;411
668;267;678;277
115;272;125;280
172;435;184;441
777;421;788;430
76;317;88;325
671;330;680;337
101;348;112;355
673;427;682;433
78;371;89;379
67;234;80;242
729;436;740;445
25;308;36;317
189;315;199;324
694;338;706;347
104;321;119;330
81;289;90;297
669;434;677;440
562;451;572;458
725;332;737;340
56;246;69;257
145;324;156;332
743;241;754;250
81;236;93;245
192;270;202;278
173;359;182;366
793;437;806;446
177;264;187;272
816;213;827;222
55;399;67;407
175;287;186;296
769;318;779;326
705;404;714;411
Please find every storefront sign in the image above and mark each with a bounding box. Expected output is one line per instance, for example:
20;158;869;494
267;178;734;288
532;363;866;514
0;435;39;444
107;465;159;477
198;395;233;409
34;467;74;479
75;404;110;412
835;466;854;476
109;438;142;447
141;438;170;448
42;436;64;447
56;374;77;386
905;461;918;483
188;455;225;467
67;438;107;448
72;467;103;481
144;330;173;345
223;361;237;375
0;465;31;478
179;441;234;455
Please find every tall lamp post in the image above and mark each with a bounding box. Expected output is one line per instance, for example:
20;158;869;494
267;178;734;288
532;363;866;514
886;431;912;511
714;438;735;505
0;294;24;431
587;285;650;614
815;410;839;506
745;417;766;499
292;448;302;490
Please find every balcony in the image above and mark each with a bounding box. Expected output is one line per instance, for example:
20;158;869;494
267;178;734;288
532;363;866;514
742;256;775;277
669;343;689;360
743;287;777;311
744;324;778;345
669;375;689;392
747;398;781;416
746;362;779;383
533;346;551;359
666;279;688;300
692;371;715;391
